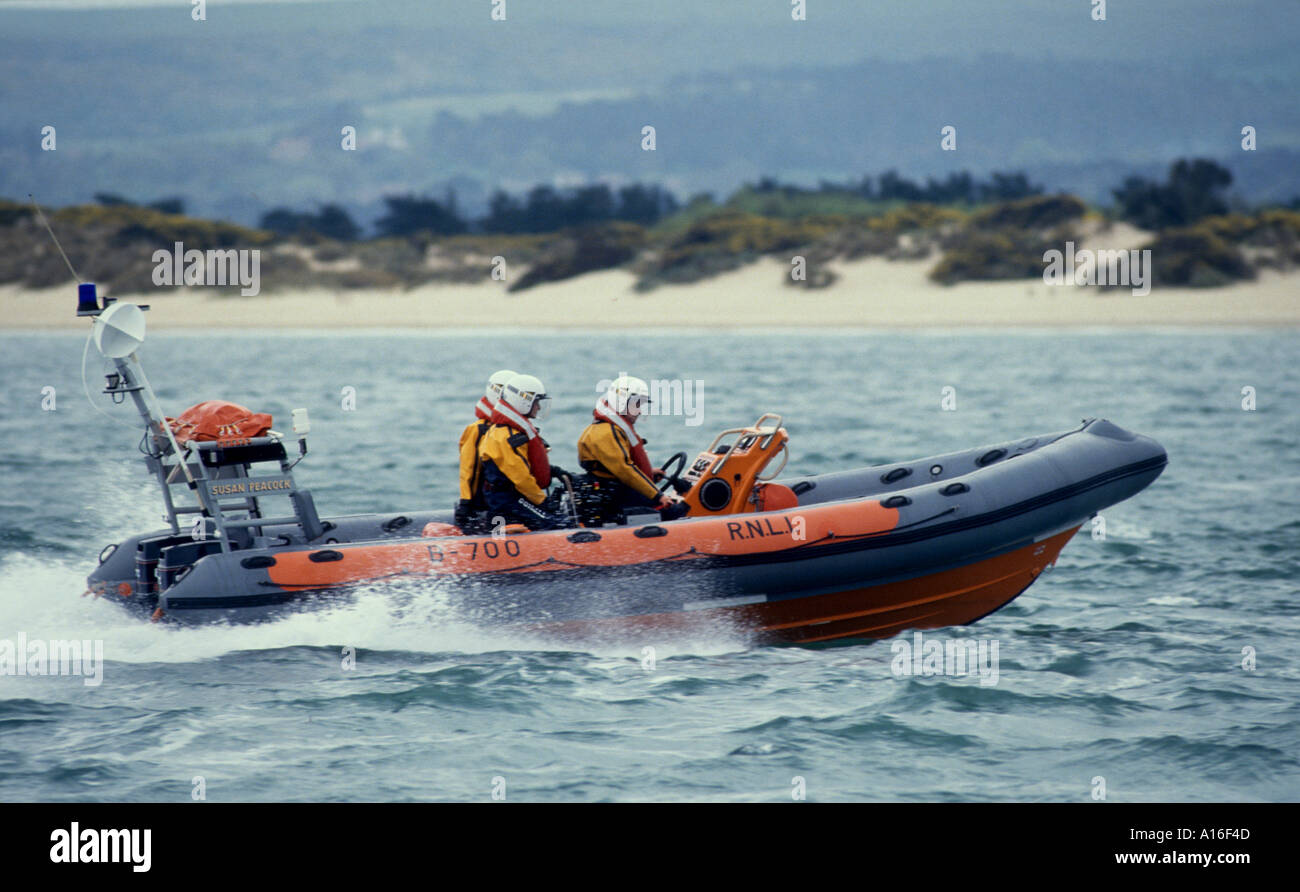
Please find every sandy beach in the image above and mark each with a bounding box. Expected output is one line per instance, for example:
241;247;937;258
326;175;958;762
3;256;1297;330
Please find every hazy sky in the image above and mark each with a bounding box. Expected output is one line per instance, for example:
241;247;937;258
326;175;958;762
4;0;1295;69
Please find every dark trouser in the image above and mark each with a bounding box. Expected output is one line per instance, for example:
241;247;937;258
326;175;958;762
577;474;687;525
480;463;571;531
454;501;491;534
488;495;571;531
607;481;660;511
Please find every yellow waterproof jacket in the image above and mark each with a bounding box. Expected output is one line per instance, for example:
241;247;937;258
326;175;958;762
478;424;547;505
578;421;659;499
458;418;493;501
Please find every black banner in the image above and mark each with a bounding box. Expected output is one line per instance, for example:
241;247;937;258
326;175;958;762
6;802;1286;878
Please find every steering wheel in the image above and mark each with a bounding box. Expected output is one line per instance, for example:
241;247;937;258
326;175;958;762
656;451;689;495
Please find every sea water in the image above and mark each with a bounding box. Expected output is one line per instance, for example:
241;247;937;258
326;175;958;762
0;328;1295;801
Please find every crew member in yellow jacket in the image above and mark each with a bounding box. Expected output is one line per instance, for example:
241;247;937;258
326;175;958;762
577;375;688;524
454;368;515;530
477;373;571;530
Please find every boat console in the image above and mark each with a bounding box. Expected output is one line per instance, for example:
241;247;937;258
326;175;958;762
677;413;798;515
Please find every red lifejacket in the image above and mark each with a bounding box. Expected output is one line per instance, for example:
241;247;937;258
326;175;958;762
489;403;551;487
593;397;653;478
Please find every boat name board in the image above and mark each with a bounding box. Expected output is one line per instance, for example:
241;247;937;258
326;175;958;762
206;475;293;498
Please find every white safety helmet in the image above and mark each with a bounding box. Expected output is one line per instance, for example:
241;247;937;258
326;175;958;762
603;374;651;416
502;373;550;420
486;368;517;406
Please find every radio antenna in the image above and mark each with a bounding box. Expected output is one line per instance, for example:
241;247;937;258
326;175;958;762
28;194;82;283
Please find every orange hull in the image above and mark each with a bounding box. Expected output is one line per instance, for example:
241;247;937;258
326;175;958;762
521;526;1081;644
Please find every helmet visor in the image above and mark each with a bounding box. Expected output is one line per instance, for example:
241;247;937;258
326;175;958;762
532;395;552;421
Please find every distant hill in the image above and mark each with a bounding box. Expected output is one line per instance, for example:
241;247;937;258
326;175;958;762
2;0;1297;226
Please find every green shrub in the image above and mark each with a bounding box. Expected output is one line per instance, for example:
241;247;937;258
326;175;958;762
867;203;965;234
435;232;551;265
1194;210;1300;252
509;222;645;292
51;204;273;248
0;199;35;226
1192;213;1260;242
1254;209;1300;237
722;185;887;220
1144;228;1255;287
969;194;1087;230
806;226;899;261
929;229;1056;284
636;212;835;288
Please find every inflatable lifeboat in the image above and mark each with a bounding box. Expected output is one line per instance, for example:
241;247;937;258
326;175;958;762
80;293;1167;643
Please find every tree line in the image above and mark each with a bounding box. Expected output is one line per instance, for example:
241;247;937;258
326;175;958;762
93;193;187;215
358;182;682;239
779;169;1044;204
93;159;1269;241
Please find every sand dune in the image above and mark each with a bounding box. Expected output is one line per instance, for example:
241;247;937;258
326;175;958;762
3;256;1297;330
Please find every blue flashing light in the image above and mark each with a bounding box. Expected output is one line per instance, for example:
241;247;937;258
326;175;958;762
77;282;100;315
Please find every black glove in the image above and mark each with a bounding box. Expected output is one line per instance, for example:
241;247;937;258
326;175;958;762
542;489;566;513
550;465;571;482
659;500;690;522
453;499;473;527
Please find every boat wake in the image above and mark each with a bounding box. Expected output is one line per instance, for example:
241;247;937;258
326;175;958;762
0;553;750;664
